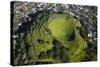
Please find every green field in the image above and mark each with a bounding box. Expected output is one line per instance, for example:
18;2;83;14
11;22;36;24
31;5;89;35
30;13;87;62
16;13;88;65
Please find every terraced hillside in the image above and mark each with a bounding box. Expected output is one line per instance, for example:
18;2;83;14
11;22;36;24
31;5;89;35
11;1;97;66
13;11;88;65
